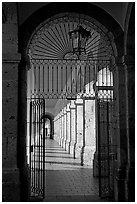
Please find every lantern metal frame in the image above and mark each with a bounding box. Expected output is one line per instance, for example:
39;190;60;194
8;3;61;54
69;25;91;56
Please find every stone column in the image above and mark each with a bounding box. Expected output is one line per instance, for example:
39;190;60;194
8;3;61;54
75;99;84;160
61;109;64;147
66;103;71;152
124;55;135;201
93;61;118;177
82;98;96;167
124;5;135;201
54;115;59;142
62;107;67;149
59;111;62;146
2;3;21;201
69;100;76;156
2;53;21;202
18;60;31;201
93;94;100;176
114;56;128;201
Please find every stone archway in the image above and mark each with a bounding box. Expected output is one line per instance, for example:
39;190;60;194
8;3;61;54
18;2;125;201
41;112;54;140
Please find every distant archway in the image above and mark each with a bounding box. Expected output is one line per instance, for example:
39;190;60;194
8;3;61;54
41;112;54;139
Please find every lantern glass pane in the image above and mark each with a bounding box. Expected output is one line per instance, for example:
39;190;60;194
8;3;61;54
71;33;79;49
81;38;87;48
73;37;79;48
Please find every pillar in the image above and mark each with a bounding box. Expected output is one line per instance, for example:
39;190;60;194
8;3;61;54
69;100;76;156
75;99;84;160
82;98;96;167
124;54;135;201
124;5;135;200
2;2;21;201
65;103;71;153
59;111;62;146
61;108;65;148
18;60;30;201
114;56;128;201
93;95;100;176
62;107;67;149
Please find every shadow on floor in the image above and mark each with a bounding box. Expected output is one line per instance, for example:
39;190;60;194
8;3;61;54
29;195;114;202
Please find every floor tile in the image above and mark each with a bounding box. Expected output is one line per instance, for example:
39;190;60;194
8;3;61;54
43;138;100;201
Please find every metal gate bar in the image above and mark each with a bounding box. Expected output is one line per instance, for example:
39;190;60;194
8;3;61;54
27;58;117;199
98;99;117;198
29;98;45;199
28;59;110;99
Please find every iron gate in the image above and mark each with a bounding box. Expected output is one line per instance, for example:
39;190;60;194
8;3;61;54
26;58;117;199
97;94;117;198
29;98;45;199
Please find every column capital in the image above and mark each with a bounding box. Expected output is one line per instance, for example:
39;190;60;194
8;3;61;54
66;108;70;113
70;100;76;109
75;98;83;105
66;103;71;112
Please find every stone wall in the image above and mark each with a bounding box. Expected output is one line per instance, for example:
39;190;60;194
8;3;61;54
2;2;21;201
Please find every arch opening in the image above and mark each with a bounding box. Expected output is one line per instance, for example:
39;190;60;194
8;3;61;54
22;4;123;201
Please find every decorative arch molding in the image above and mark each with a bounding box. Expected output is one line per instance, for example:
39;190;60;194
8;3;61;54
124;2;135;57
19;2;124;62
27;12;113;61
123;3;135;201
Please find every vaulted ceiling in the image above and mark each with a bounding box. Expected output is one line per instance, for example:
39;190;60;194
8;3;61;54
18;2;128;30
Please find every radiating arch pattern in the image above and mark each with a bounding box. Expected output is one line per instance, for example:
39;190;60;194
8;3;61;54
27;13;114;99
28;13;113;61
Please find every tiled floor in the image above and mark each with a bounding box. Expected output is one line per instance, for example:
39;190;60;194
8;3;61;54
29;138;113;202
41;138;107;202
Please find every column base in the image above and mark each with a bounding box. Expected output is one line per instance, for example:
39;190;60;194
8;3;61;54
65;141;71;153
62;139;66;149
59;137;64;147
75;144;83;159
115;166;135;202
93;152;111;177
2;167;21;201
127;166;135;201
93;152;99;177
115;167;128;201
82;146;95;167
69;141;75;156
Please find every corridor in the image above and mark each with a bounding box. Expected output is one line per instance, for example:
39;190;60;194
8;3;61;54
42;138;104;202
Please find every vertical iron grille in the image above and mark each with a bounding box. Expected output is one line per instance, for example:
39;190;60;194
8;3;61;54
29;98;45;199
97;63;117;198
26;58;116;199
29;59;110;99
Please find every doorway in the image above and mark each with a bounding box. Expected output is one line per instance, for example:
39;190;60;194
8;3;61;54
25;12;117;202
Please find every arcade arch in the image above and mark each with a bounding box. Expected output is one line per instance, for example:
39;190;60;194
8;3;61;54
18;2;126;201
26;11;118;199
41;113;54;140
2;2;135;202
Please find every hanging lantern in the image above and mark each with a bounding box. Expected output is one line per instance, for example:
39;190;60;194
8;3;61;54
69;25;91;56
